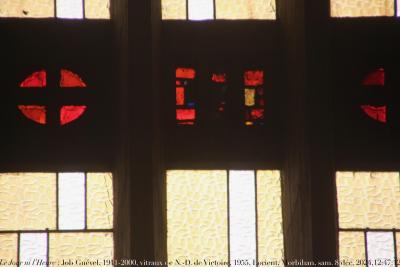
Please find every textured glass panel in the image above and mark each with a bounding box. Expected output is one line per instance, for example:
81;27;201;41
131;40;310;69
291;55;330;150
367;232;395;267
20;233;47;267
85;0;110;19
188;0;214;20
229;170;257;267
167;170;228;265
0;173;56;230
216;0;276;19
0;0;53;18
162;0;186;19
60;106;87;125
0;234;18;261
257;171;284;265
330;0;394;17
87;173;113;230
336;172;400;229
58;173;85;230
56;0;83;19
49;233;113;265
362;68;385;86
339;232;366;267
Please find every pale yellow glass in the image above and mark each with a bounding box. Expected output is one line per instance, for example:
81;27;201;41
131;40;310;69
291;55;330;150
167;170;228;266
162;0;186;20
87;173;113;229
0;173;56;230
339;232;365;267
331;0;394;17
336;172;400;229
0;234;18;261
245;89;256;107
85;0;110;19
0;0;54;17
257;170;284;266
397;233;400;261
216;0;276;19
49;233;113;266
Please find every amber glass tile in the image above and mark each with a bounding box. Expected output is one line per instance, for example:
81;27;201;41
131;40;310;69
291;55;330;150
339;232;366;267
0;173;56;230
0;234;18;261
0;0;54;17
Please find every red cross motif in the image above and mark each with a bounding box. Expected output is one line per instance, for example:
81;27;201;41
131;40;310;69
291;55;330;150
18;69;88;125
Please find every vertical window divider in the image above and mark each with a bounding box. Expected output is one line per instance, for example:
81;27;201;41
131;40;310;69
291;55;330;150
54;0;57;17
17;232;20;267
84;172;88;230
395;0;398;17
227;170;231;264
364;229;369;267
186;0;189;20
82;0;86;19
213;0;216;20
46;229;50;267
394;230;398;267
254;170;259;266
56;173;59;230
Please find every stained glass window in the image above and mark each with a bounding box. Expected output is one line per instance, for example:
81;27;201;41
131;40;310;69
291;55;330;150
336;172;400;266
244;70;265;126
360;68;387;123
162;0;276;20
330;0;395;17
0;0;110;19
167;170;284;266
176;68;196;125
0;172;114;262
18;69;88;126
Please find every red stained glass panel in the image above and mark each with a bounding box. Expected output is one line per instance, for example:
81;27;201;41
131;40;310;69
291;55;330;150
362;68;385;86
60;105;87;125
20;70;46;87
60;69;87;87
244;70;264;86
250;109;264;120
361;105;386;123
176;68;196;79
176;109;195;121
18;105;46;124
176;87;185;105
212;73;227;83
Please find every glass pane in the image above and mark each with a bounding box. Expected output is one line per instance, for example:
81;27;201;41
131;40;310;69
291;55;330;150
20;233;48;267
330;0;394;17
367;232;395;267
49;233;113;265
18;105;47;125
339;232;366;267
0;234;18;262
162;0;186;19
20;70;47;87
229;171;257;267
167;170;228;265
87;173;113;229
85;0;110;19
397;233;400;261
58;173;85;230
216;0;276;19
60;106;87;125
0;173;56;230
56;0;83;19
257;171;284;265
188;0;214;20
336;172;400;229
0;0;54;18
